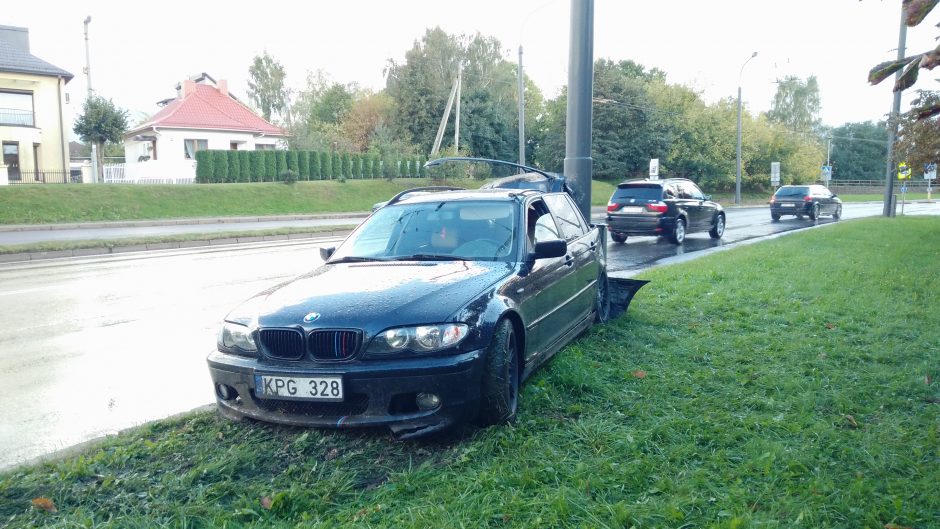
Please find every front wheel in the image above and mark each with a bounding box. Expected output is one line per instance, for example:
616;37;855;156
709;214;725;239
477;319;520;426
809;203;820;220
832;205;842;220
669;218;686;244
610;233;627;244
771;213;781;222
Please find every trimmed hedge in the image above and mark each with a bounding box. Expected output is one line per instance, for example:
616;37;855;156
194;149;425;183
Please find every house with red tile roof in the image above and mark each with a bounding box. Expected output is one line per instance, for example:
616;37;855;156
122;73;286;182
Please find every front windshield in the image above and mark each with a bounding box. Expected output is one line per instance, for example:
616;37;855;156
330;200;517;262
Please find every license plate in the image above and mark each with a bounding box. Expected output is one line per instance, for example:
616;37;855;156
781;203;795;208
620;206;644;214
255;374;344;401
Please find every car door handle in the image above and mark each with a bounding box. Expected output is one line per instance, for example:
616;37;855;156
564;255;574;266
589;242;597;252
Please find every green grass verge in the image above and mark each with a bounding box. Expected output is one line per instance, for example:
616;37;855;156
0;226;357;255
0;180;462;225
1;218;938;528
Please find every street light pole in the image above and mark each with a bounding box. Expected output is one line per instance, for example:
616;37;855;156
517;45;525;168
735;51;757;205
883;4;907;217
83;16;98;184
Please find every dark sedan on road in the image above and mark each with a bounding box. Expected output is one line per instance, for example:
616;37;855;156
606;178;725;244
207;187;610;438
770;184;842;221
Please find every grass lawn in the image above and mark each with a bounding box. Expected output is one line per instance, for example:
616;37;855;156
1;217;938;528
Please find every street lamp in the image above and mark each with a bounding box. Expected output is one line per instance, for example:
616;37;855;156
83;16;98;184
735;51;757;205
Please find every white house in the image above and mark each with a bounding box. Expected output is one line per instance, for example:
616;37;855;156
123;73;286;182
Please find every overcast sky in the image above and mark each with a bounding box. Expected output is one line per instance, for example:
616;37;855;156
6;0;940;138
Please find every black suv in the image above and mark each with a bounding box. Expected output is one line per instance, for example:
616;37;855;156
606;178;725;244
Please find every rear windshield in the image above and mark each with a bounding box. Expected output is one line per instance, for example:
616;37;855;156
612;184;662;202
774;186;809;197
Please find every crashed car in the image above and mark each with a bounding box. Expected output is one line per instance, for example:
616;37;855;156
207;173;610;438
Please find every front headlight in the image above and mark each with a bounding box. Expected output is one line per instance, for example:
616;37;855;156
218;321;258;354
366;323;469;356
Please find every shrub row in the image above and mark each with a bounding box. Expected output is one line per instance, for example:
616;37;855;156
195;150;429;183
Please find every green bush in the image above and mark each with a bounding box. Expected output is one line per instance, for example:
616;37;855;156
280;170;297;185
275;151;288;180
239;150;251;182
342;153;352;178
298;151;309;180
212;150;229;183
264;151;276;182
195;150;213;183
249;151;264;181
332;152;341;180
227;151;240;183
310;151;321;180
287;150;299;176
322;151;333;179
356;154;364;178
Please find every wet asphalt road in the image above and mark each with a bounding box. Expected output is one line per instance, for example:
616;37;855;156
0;201;937;470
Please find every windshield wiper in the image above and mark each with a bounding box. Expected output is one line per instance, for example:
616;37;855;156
328;256;388;264
389;254;466;262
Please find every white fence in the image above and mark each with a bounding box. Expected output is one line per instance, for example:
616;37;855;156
102;161;195;185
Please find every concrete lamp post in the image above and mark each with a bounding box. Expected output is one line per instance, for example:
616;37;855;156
735;51;757;205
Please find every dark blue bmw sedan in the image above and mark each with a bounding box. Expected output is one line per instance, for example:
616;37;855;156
207;187;609;438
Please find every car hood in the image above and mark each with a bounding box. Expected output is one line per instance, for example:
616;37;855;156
232;260;515;330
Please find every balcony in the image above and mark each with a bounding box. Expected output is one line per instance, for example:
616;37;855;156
0;107;35;127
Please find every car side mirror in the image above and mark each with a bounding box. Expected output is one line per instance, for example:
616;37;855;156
319;246;335;261
533;239;567;260
704;195;712;201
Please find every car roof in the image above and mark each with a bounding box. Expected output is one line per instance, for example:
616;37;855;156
617;178;693;187
392;187;535;206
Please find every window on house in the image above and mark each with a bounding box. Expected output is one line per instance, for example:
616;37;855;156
183;139;208;159
0;90;35;126
254;143;275;151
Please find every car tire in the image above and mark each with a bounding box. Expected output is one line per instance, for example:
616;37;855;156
595;272;610;323
771;213;781;222
833;205;842;220
709;214;725;239
610;233;627;244
669;217;686;244
809;203;820;220
477;319;519;426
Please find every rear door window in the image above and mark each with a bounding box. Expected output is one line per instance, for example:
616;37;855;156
544;193;587;241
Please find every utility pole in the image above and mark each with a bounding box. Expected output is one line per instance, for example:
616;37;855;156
517;45;526;169
454;63;462;152
564;0;594;221
883;4;907;217
83;16;98;184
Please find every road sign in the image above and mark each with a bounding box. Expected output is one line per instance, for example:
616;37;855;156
649;158;659;180
770;162;780;185
898;162;911;180
901;185;908;193
821;165;832;181
926;162;937;180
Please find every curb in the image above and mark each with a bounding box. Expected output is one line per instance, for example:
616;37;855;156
0;228;354;264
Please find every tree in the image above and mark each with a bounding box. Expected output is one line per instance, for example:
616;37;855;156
73;95;128;180
341;93;395;152
868;0;940;120
766;75;821;133
829;121;889;180
897;90;940;172
248;51;288;123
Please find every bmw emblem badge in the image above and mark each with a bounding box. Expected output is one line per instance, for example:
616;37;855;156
303;312;321;323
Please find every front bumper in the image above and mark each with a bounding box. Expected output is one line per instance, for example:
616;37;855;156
207;348;484;437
